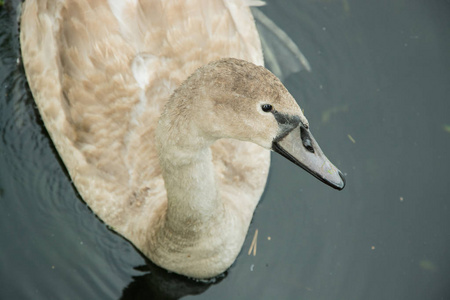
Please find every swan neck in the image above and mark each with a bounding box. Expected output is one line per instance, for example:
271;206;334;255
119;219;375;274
159;140;221;233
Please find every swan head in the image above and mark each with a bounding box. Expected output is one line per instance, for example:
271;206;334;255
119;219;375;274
157;58;345;190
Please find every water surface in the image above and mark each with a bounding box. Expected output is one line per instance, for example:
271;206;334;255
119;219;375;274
1;0;449;299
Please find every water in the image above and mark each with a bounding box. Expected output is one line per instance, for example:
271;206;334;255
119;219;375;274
1;0;450;299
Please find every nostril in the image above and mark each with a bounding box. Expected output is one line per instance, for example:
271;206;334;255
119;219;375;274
300;126;315;153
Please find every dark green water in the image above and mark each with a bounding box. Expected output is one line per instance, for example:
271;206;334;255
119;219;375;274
1;1;449;299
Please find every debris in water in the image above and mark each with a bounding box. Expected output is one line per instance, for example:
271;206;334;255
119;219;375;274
321;104;348;123
267;236;271;241
371;246;375;250
250;264;254;272
443;124;450;133
419;260;437;272
342;0;351;14
248;229;258;256
348;134;356;143
400;196;404;202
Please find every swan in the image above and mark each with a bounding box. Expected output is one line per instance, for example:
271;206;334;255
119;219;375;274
20;0;345;279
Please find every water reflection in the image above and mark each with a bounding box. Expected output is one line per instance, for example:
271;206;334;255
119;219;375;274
120;256;224;300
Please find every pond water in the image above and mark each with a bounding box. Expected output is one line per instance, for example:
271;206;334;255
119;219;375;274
1;0;450;299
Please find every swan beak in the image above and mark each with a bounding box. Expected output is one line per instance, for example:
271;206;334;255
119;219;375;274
272;125;345;190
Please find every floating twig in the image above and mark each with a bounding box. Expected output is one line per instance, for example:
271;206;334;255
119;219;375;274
347;134;356;143
248;229;258;256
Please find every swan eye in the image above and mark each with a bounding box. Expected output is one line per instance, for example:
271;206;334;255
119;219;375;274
261;104;273;112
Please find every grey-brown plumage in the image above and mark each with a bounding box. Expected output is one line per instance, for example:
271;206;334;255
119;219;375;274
20;0;342;279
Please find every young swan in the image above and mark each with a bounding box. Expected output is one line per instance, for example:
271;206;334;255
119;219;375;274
19;1;344;279
149;58;345;278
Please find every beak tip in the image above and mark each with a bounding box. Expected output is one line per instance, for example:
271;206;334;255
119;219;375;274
334;170;346;191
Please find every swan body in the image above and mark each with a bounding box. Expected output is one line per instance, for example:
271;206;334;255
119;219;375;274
20;0;344;278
